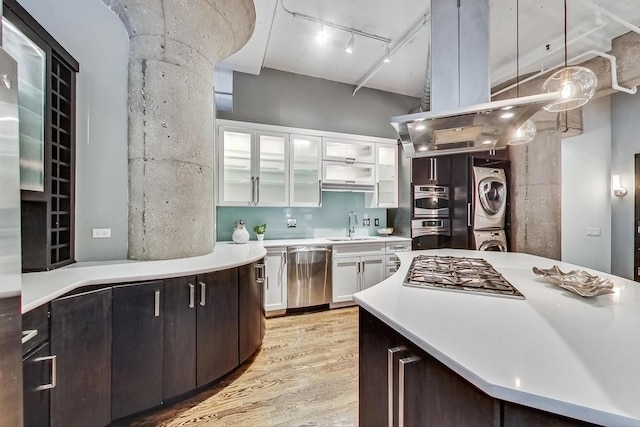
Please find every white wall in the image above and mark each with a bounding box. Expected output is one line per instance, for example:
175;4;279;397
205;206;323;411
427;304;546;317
18;0;129;261
611;90;639;279
561;96;612;272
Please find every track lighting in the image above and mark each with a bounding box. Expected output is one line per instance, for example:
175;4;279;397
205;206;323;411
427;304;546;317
316;23;328;45
383;43;391;63
345;32;354;54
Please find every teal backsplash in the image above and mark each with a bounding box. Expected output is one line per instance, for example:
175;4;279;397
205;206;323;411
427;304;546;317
217;192;388;241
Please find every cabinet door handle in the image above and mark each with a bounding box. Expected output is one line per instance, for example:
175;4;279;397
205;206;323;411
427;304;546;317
362;261;366;272
345;157;356;164
282;251;287;265
433;158;438;182
188;283;195;309
398;356;421;427
256;177;260;205
357;261;361;273
266;277;269;290
256;263;265;284
377;182;380;206
200;282;206;306
318;180;323;206
34;355;57;391
154;290;161;317
249;177;255;206
388;346;408;427
467;202;472;227
22;329;38;344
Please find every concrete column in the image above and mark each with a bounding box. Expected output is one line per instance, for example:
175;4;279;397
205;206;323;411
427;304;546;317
509;131;562;260
101;0;255;259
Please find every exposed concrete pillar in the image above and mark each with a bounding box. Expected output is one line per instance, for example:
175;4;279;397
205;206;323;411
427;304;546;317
101;0;255;259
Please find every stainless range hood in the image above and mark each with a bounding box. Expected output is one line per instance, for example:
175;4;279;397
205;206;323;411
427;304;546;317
391;0;559;157
391;92;560;157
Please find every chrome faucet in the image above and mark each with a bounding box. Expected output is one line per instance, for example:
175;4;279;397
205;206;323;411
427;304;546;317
348;211;358;238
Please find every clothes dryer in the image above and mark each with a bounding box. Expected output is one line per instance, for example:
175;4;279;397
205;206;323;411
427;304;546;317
473;167;507;230
473;229;508;252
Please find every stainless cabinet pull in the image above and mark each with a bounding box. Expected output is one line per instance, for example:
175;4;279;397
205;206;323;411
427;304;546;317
249;177;255;206
357;261;361;273
266;277;269;290
282;251;287;264
319;180;323;205
467;202;472;227
34;355;57;391
388;347;408;427
398;356;421;427
346;180;356;185
154;290;161;317
188;283;195;309
256;177;260;205
433;158;438;182
362;261;366;272
345;157;356;164
22;329;38;344
200;282;206;306
377;182;380;206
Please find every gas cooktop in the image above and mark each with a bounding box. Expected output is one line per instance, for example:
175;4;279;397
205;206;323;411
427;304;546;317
403;255;524;299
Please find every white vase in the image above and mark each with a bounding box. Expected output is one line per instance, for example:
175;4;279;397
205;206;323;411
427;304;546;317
232;221;250;244
256;234;264;241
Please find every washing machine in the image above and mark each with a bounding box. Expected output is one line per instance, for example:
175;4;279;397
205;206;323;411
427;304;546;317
474;230;508;252
473;167;507;230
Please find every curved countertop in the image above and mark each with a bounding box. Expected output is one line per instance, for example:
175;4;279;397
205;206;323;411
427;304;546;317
22;242;267;313
353;249;640;427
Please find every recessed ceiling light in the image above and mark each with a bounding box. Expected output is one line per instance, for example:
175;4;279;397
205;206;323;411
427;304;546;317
500;112;515;119
501;106;514;110
418;146;428;152
415;124;426;131
482;140;494;145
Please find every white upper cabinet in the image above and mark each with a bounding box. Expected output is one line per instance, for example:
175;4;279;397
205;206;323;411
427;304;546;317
375;144;399;208
218;126;289;207
322;161;376;188
322;138;376;164
290;134;321;207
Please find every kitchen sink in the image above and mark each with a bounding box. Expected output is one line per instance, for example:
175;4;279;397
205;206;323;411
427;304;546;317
326;236;377;241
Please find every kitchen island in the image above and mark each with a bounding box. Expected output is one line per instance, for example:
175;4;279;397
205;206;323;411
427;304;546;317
354;249;640;427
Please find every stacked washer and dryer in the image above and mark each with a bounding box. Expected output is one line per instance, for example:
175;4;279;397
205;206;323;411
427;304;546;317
472;167;508;252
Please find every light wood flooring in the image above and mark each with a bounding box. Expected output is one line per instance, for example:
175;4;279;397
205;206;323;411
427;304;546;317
119;307;359;427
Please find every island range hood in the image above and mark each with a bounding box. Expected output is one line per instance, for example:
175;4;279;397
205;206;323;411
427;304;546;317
391;0;560;157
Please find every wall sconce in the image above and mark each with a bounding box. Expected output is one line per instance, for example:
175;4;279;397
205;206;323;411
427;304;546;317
612;175;628;197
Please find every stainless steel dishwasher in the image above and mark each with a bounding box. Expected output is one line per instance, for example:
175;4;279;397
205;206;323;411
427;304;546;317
287;245;332;309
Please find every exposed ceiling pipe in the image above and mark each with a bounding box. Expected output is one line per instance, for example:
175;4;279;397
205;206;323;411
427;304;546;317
492;49;637;97
419;45;431;112
352;14;429;96
581;0;640;35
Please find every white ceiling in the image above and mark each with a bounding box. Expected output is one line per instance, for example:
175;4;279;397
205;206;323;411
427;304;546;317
218;0;640;99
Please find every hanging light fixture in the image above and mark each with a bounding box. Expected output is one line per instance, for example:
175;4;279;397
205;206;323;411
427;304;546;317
509;0;537;145
383;43;391;63
345;32;354;54
542;0;597;112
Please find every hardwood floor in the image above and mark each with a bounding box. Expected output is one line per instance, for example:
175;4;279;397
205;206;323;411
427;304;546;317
117;307;358;427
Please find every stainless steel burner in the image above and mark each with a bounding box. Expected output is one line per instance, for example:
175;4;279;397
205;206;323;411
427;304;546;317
403;255;524;299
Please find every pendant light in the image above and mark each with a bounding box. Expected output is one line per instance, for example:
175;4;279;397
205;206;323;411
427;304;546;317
345;32;354;54
542;0;597;112
383;43;391;63
509;0;537;145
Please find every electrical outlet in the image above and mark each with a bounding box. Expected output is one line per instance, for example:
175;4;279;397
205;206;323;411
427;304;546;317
287;218;297;228
363;218;370;226
92;228;111;238
374;218;379;226
586;227;601;237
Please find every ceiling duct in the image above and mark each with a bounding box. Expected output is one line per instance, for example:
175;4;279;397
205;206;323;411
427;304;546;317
391;0;560;157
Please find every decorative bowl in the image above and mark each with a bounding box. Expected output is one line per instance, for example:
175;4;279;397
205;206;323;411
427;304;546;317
377;228;394;236
532;265;614;297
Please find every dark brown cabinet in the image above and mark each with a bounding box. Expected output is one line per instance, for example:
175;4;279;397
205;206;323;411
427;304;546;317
50;288;111;427
163;276;197;400
23;342;51;427
196;269;239;386
360;308;597;427
111;281;164;420
239;261;265;364
412;156;451;185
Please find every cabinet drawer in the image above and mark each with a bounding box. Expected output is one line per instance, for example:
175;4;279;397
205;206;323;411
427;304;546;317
22;304;49;356
333;243;385;258
385;265;399;278
386;254;401;267
385;241;411;254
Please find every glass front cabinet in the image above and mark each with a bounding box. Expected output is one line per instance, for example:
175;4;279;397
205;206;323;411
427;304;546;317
375;144;398;207
218;127;289;207
290;134;321;207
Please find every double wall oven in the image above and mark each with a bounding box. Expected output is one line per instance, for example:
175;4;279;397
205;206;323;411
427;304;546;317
411;185;451;250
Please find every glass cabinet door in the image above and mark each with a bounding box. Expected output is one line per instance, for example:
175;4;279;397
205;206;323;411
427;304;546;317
219;128;253;206
256;132;288;206
376;145;398;207
322;161;375;187
323;138;376;164
290;134;321;206
3;18;46;192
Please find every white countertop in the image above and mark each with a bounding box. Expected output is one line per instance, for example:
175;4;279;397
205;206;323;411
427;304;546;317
21;242;267;313
353;249;640;426
259;235;410;248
